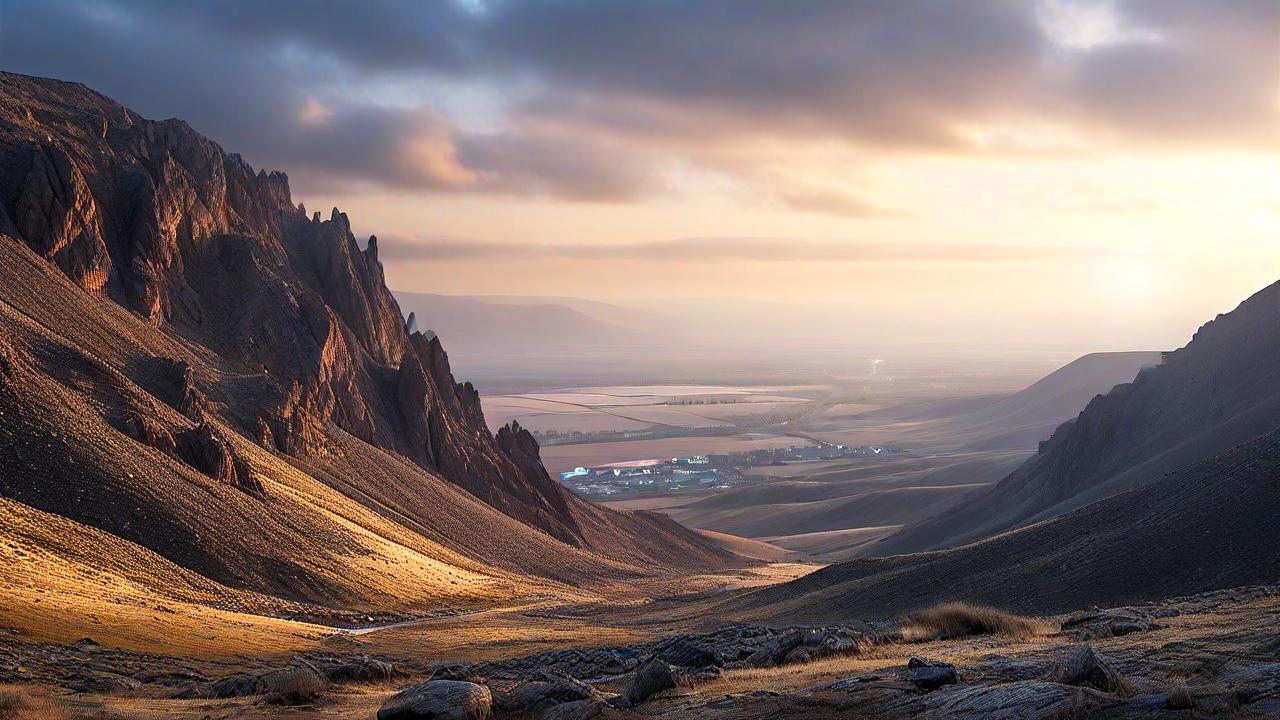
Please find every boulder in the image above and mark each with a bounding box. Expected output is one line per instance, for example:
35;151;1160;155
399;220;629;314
744;629;808;668
173;423;262;494
1052;646;1129;695
325;657;397;683
621;657;676;706
782;646;815;665
905;658;959;691
499;672;599;714
920;681;1111;720
1061;611;1160;639
210;672;257;698
378;680;493;720
256;665;327;704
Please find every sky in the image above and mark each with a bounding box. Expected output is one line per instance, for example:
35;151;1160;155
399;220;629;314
2;0;1278;353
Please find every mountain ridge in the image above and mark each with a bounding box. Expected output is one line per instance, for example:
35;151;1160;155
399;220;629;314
0;71;734;622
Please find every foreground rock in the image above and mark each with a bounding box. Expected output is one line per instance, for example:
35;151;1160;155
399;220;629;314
497;671;602;715
209;673;257;698
1060;609;1162;639
620;657;676;706
1051;646;1129;695
905;657;960;691
378;680;492;720
919;681;1113;720
255;664;328;705
6;586;1280;719
323;656;397;683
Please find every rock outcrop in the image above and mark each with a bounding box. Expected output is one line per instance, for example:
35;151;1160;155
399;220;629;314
622;657;677;706
378;680;493;720
1052;646;1128;695
173;423;260;494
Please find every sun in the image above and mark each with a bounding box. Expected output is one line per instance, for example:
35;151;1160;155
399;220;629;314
1096;259;1159;301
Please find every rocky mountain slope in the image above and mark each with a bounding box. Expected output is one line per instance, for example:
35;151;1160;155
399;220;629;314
720;424;1280;624
876;285;1280;555
0;72;732;624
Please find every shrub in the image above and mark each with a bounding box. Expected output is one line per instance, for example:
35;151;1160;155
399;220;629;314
900;602;1041;641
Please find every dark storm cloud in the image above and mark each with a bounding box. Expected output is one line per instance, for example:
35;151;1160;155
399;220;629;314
2;0;1274;199
377;235;1149;264
0;1;482;192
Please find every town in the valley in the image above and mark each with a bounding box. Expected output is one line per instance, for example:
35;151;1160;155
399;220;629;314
558;442;900;498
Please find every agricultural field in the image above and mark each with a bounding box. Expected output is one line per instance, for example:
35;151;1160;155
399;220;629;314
481;385;822;441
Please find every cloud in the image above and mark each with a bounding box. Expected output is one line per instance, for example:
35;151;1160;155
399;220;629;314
774;187;906;218
456;129;656;201
379;235;1151;264
1048;185;1165;214
1054;0;1280;150
2;0;1274;202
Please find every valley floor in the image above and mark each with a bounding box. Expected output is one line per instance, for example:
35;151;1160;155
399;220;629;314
2;582;1277;719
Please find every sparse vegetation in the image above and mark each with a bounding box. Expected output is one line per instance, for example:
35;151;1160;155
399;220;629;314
899;602;1042;641
0;686;70;720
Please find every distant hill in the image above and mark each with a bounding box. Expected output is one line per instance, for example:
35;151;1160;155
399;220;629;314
846;351;1163;452
393;292;639;353
946;350;1163;450
962;351;1163;431
471;294;679;332
725;425;1280;624
878;281;1280;556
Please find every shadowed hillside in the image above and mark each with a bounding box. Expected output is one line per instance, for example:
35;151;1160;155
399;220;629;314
876;287;1280;556
722;425;1280;624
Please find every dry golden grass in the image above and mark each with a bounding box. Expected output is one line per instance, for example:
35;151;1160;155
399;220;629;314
899;602;1043;641
0;686;71;720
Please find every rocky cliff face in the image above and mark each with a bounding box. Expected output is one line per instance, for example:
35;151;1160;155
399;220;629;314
0;71;714;557
878;277;1280;556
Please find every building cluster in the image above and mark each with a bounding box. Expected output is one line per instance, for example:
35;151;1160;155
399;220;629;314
559;442;895;498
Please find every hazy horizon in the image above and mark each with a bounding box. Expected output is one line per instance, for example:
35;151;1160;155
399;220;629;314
390;284;1262;360
6;0;1277;356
